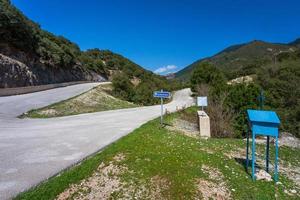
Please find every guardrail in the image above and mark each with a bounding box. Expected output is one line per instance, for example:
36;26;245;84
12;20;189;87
0;81;95;96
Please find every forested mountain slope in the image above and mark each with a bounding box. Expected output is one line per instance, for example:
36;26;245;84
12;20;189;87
183;39;300;137
176;39;300;80
0;0;167;88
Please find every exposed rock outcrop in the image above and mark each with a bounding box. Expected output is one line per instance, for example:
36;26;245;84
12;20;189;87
0;52;105;88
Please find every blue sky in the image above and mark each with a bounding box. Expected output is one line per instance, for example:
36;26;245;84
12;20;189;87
12;0;300;74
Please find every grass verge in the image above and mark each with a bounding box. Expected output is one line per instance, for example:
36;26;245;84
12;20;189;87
15;107;300;199
21;84;137;118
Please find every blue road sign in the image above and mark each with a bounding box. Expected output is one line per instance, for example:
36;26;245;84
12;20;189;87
153;90;171;126
153;91;171;99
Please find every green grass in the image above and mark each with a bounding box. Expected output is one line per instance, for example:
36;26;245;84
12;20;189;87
21;84;137;118
15;108;300;199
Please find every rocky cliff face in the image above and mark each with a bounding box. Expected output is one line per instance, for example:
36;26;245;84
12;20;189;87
0;46;106;88
0;0;106;88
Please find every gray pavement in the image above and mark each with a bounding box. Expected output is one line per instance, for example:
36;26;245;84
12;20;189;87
0;83;194;199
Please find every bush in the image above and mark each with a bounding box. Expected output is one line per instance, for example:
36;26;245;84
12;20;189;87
226;83;260;137
191;63;260;138
196;84;235;137
112;73;134;101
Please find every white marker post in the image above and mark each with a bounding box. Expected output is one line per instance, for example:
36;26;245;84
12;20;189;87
153;90;171;125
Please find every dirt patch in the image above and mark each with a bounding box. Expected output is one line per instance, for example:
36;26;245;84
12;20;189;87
113;153;126;162
56;161;126;200
167;119;199;138
72;86;118;107
279;132;300;149
148;175;171;199
39;109;58;116
195;179;231;200
199;147;215;154
130;77;141;86
223;147;245;160
56;153;171;199
227;75;253;85
224;147;300;189
201;165;224;181
195;165;231;200
281;165;300;188
243;133;300;149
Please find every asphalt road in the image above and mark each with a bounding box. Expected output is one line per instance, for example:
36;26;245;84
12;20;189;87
0;83;194;200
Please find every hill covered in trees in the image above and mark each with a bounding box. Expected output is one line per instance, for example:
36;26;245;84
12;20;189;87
176;39;300;80
0;0;174;94
0;0;183;105
186;42;300;137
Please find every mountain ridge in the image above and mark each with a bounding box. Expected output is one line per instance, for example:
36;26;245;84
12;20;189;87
176;38;300;80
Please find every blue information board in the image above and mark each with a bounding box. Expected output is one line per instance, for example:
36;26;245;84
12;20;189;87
246;109;280;182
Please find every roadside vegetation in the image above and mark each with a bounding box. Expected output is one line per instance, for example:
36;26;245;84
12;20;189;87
190;62;261;138
21;84;136;118
111;73;182;106
189;51;300;138
15;107;300;200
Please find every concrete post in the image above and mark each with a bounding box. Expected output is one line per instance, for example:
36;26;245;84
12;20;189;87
197;111;211;138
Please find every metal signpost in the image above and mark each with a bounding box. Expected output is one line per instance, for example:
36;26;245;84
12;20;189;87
258;89;265;110
153;90;171;125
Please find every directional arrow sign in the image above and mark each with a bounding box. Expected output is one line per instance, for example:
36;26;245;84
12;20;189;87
153;91;171;99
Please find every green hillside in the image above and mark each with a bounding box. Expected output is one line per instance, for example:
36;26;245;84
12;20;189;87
289;38;300;48
176;39;299;80
0;0;171;91
0;0;183;107
186;43;300;137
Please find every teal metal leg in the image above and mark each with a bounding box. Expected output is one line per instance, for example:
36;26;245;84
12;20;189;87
252;133;256;180
246;128;249;169
266;136;270;172
274;135;279;182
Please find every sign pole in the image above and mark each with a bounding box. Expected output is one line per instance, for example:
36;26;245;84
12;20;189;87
160;89;163;125
153;89;170;126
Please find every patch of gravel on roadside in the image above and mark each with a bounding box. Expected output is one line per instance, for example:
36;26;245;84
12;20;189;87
224;147;300;192
56;153;127;200
167;118;199;138
243;133;300;149
279;132;300;149
195;165;231;200
56;153;171;200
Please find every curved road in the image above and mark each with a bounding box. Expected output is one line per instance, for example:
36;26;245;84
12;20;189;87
0;83;194;199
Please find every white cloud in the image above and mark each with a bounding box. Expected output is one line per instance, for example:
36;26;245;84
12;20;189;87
154;65;177;74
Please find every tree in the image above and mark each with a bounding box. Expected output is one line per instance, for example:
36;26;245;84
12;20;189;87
190;62;226;97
